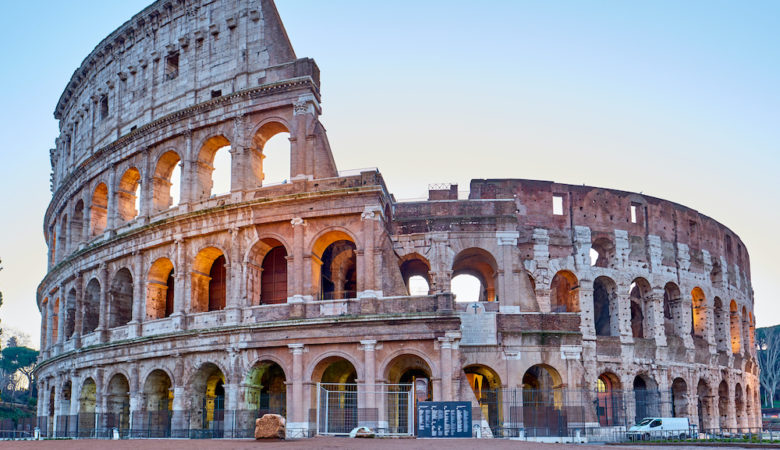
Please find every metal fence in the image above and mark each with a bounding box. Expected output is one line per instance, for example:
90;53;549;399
316;383;413;436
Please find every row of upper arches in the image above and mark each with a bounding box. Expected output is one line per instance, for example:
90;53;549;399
48;123;292;266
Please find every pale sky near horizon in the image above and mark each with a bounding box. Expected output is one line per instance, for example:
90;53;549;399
0;1;778;349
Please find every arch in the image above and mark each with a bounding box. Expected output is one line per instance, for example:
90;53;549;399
72;199;85;246
90;183;108;236
142;369;173;437
41;298;48;349
61;380;73;425
251;120;291;186
246;236;291;306
741;306;750;353
195;135;232;200
691;287;706;337
696;378;711;431
82;278;101;334
106;373;130;431
593;276;618;336
78;378;97;436
633;374;660;423
735;382;745;429
316;237;357;301
52;297;60;343
590;237;615;268
308;352;362;384
384;353;434;397
597;372;622;426
108;268;133;328
57;214;68;259
152;150;182;212
399;253;432;296
464;364;502;432
730;300;741;353
671;377;688;418
117;167;142;223
147;257;175;320
522;363;564;425
65;288;76;339
191;247;227;312
663;282;682;336
629;278;652;338
312;355;359;434
550;270;579;313
451;248;498;302
244;360;287;416
187;362;227;434
718;380;728;428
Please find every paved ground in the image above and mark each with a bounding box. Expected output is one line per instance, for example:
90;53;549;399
0;439;764;450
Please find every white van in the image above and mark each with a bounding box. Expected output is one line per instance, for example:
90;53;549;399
628;417;691;440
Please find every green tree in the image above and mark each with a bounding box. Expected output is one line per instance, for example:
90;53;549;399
757;326;780;407
0;346;38;402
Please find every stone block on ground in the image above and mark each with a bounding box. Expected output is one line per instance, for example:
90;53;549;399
255;414;286;439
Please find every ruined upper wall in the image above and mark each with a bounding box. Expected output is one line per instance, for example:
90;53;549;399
51;0;301;191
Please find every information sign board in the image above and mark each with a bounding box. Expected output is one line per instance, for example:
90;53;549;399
416;401;471;438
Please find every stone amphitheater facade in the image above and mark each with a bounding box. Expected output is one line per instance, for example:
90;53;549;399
35;0;759;439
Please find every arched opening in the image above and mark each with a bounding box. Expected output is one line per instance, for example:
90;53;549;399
82;278;101;334
741;307;750;353
696;379;710;431
633;375;660;423
90;183;108;236
48;385;56;435
522;364;564;435
746;385;754;429
117;167;141;223
593;276;618;336
191;247;227;313
78;378;97;437
65;288;76;339
663;282;682;336
246;238;288;305
718;380;728;428
147;258;175;320
735;383;745;429
252;122;291;186
72;200;84;246
57;215;68;258
550;270;579;313
41;298;48;350
143;369;173;437
106;374;130;433
590;237;615;268
749;313;756;351
629;278;651;338
714;298;728;352
152;151;182;212
314;357;358;434
60;381;72;435
196;135;232;200
596;372;622;426
691;287;706;337
108;268;133;328
244;361;286;417
730;300;741;353
49;226;57;265
385;354;433;434
399;254;432;296
671;377;688;418
189;363;226;435
451;248;498;302
319;240;357;300
464;365;502;433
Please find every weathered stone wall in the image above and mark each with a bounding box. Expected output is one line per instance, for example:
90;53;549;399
35;0;759;439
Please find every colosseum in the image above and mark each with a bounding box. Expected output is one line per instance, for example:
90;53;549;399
35;0;759;440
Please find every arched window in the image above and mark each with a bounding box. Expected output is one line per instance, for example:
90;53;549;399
597;373;622;426
147;258;175;320
590;237;615;268
117;167;141;223
196;136;231;200
451;248;498;302
108;268;134;328
691;287;706;337
152;151;182;212
399;254;432;296
252;122;291;186
629;278;651;338
83;278;101;334
730;300;741;353
65;288;76;339
663;282;682;336
72;200;85;246
52;298;60;343
260;247;288;304
633;375;660;423
57;215;68;258
550;270;579;313
320;241;357;300
593;276;617;336
90;183;108;236
191;247;227;312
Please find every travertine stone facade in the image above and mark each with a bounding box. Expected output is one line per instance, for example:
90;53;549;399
36;0;759;438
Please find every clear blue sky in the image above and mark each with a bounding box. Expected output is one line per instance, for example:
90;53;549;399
1;1;778;348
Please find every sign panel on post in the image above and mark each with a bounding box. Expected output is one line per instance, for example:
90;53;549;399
417;401;471;438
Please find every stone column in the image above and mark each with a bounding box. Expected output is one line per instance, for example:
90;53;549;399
496;231;519;311
129;251;144;338
224;348;240;437
106;165;118;232
290;218;306;302
57;285;66;349
171;356;187;438
438;337;453;401
46;296;54;353
359;340;378;428
650;288;667;347
287;344;305;436
68;371;79;436
616;289;633;342
225;228;242;324
73;272;83;349
171;238;187;331
128;364;140;433
180;131;194;206
97;263;109;343
579;281;596;340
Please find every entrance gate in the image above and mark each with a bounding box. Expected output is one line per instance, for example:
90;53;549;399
316;383;413;436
